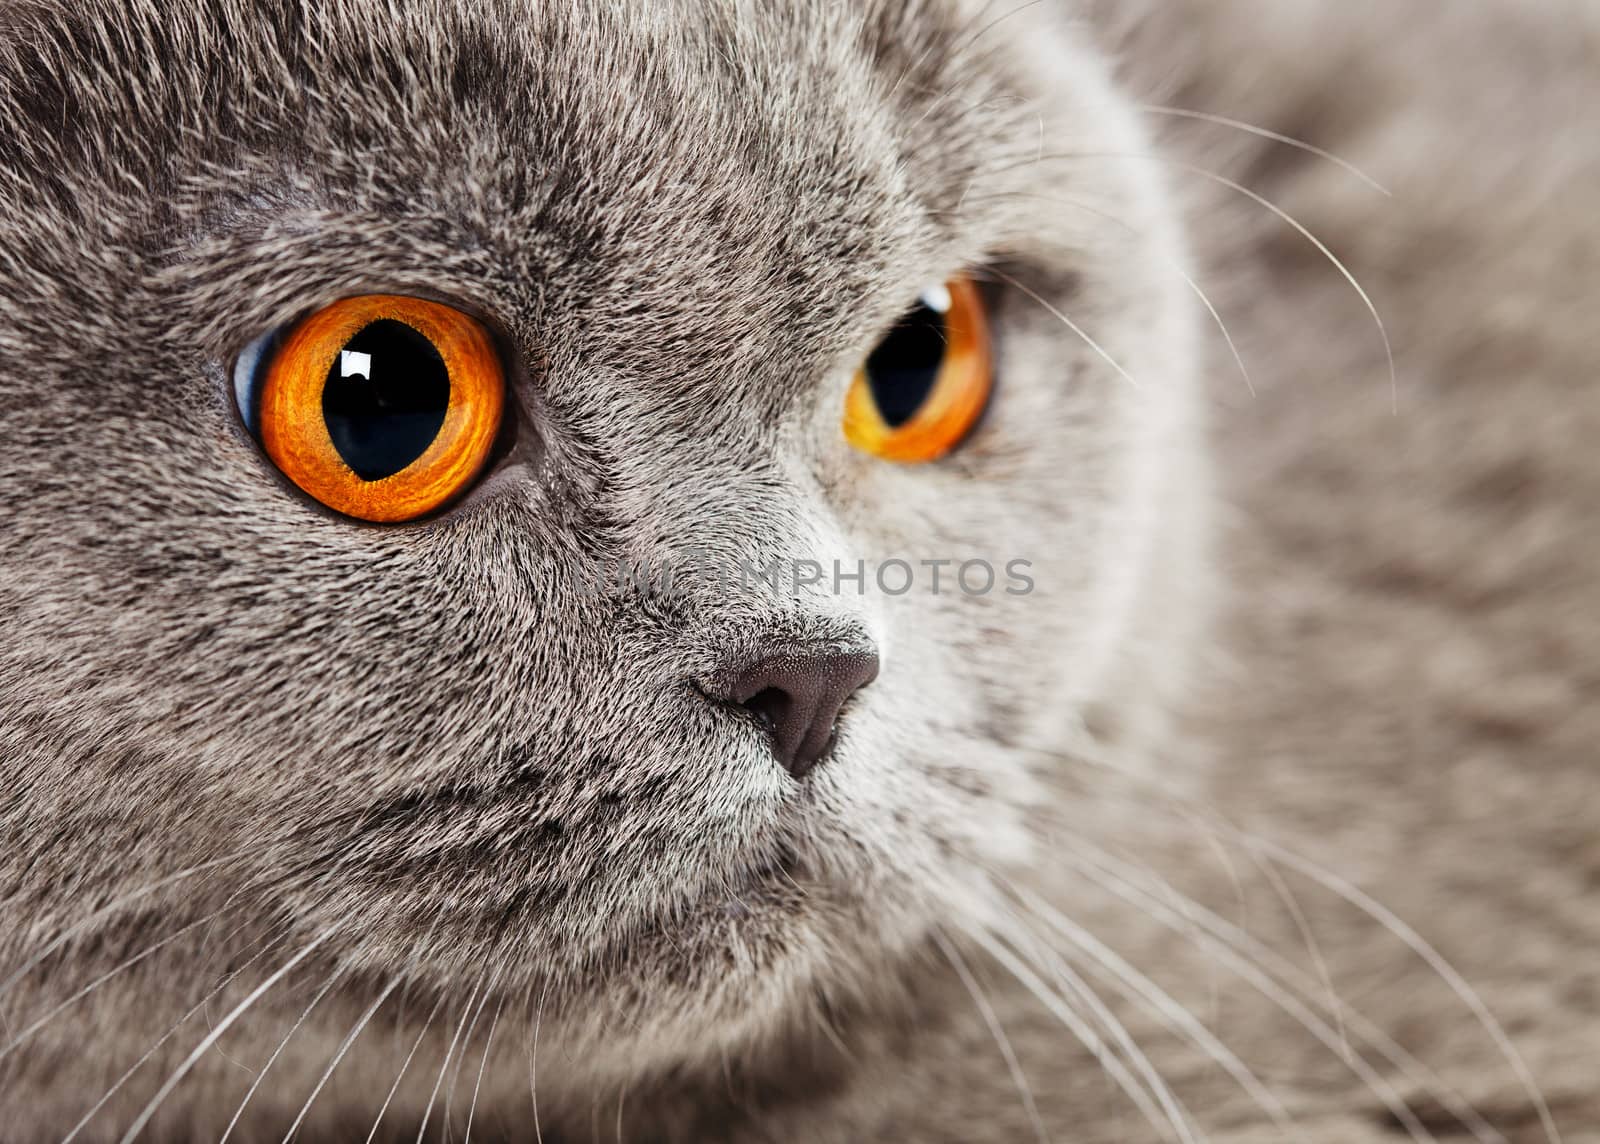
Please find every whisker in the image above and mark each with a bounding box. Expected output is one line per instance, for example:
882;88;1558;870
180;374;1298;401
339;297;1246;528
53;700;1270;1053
1056;839;1458;1143
990;268;1142;389
1139;105;1392;196
442;973;499;1140
1249;847;1351;1058
1157;156;1398;413
1179;268;1255;397
951;0;1050;64
899;0;1050;119
977;148;1398;408
884;0;1010;106
1105;836;1503;1142
283;977;400;1143
414;975;487;1144
363;993;445;1144
0;853;239;1003
202;911;293;1079
463;994;505;1144
988;917;1203;1144
971;190;1254;397
999;733;1506;1140
0;906;229;1063
933;928;1050;1144
1000;878;1304;1140
1248;838;1561;1144
59;925;292;1144
527;982;547;1144
1167;803;1251;1022
958;921;1180;1143
218;965;349;1144
115;924;341;1144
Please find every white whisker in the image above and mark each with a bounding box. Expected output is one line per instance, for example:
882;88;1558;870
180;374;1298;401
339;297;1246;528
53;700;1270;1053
1140;105;1392;196
960;921;1180;1142
415;976;488;1144
934;928;1051;1144
982;149;1397;407
1249;838;1561;1144
1179;268;1255;398
990;268;1141;389
1100;837;1503;1142
0;854;237;1003
442;974;498;1138
1249;847;1350;1058
1002;879;1304;1141
527;982;547;1144
1006;737;1504;1140
218;966;348;1144
464;995;505;1144
1162;158;1399;413
0;907;227;1064
363;993;445;1144
971;190;1254;397
282;977;400;1143
988;919;1203;1144
1057;840;1457;1143
59;928;290;1144
115;924;339;1144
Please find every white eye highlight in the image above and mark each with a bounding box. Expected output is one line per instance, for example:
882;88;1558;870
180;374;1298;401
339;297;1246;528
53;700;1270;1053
340;349;372;380
918;282;952;314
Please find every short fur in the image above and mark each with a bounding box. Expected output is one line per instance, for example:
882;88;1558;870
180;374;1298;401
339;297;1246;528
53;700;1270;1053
0;1;1593;1140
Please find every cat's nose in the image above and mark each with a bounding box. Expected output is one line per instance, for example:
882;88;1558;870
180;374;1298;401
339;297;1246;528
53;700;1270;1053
704;650;880;779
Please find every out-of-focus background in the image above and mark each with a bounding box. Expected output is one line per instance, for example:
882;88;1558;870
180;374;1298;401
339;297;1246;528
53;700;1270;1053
1032;3;1600;1138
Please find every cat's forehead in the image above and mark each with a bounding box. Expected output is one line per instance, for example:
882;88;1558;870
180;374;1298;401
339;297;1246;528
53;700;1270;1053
2;0;1041;392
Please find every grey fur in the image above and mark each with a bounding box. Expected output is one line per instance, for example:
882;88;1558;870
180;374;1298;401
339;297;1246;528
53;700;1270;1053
0;1;1593;1141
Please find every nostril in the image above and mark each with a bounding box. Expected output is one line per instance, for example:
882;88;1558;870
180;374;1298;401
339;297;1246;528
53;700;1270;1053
701;648;880;780
740;686;792;736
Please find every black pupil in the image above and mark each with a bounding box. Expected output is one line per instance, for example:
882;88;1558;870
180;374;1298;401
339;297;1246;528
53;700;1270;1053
322;319;450;481
865;299;947;428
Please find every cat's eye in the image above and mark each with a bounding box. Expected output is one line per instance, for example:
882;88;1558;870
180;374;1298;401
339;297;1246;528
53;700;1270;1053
235;295;505;522
843;274;992;463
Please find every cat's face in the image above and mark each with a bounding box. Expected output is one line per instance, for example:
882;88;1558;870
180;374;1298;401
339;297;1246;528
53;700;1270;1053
0;0;1196;1084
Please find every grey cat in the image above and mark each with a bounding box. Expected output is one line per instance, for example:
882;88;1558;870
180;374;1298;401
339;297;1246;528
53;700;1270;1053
2;1;1595;1141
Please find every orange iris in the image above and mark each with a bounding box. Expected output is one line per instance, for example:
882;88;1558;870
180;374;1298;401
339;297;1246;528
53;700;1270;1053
843;274;993;463
255;295;505;522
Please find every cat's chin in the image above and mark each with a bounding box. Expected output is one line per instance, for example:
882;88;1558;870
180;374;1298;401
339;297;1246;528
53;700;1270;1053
558;908;935;1089
709;839;808;919
302;799;934;1036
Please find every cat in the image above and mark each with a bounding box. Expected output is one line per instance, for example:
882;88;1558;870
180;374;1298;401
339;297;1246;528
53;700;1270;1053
1;1;1595;1141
